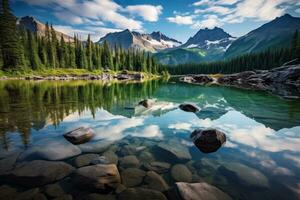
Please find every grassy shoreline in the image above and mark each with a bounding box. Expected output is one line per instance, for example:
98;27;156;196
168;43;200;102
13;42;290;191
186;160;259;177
0;68;161;80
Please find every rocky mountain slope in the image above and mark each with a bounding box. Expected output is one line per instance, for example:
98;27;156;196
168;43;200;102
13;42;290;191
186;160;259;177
98;29;182;52
17;16;74;42
225;14;300;58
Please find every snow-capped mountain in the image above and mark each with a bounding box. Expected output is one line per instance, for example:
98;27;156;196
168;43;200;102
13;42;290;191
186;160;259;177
155;27;236;65
181;27;236;52
98;29;182;52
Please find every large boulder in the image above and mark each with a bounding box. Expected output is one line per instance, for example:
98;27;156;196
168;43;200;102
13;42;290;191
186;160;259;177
1;160;74;187
190;129;226;153
64;127;94;145
118;188;167;200
175;182;232;200
156;140;192;162
171;164;192;182
179;103;200;113
121;168;146;187
73;164;121;190
18;138;81;161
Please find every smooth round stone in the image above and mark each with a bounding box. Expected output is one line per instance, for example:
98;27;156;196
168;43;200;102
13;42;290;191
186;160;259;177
115;184;127;194
0;185;18;199
15;188;39;200
0;152;20;174
73;154;99;167
144;171;169;192
121;168;146;187
0;160;74;187
171;164;192;182
78;140;113;153
44;183;65;198
119;155;140;168
156;140;192;162
90;156;110;165
103;151;118;165
73;164;121;190
138;151;155;163
118;188;167;200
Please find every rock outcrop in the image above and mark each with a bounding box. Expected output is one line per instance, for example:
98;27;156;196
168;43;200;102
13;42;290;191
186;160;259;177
64;127;94;145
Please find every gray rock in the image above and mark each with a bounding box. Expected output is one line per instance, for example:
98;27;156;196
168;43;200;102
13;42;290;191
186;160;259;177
171;164;192;182
175;182;232;200
138;151;155;164
90;156;110;165
32;193;48;200
143;162;170;174
1;160;74;187
119;145;146;156
102;151;118;165
44;183;65;198
73;154;99;167
18;138;81;161
179;103;200;113
78;140;113;153
118;188;167;200
180;75;213;85
156;140;192;162
190;129;226;153
73;164;121;190
64;127;94;145
144;171;169;192
0;152;19;174
121;168;146;187
119;155;140;168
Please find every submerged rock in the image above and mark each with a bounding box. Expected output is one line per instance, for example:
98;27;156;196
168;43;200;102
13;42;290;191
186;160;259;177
73;164;121;190
64;127;94;145
138;99;156;108
119;155;140;169
179;103;200;113
220;162;269;188
144;171;169;192
175;182;232;200
0;185;18;200
143;161;171;174
0;152;20;174
118;188;167;200
78;140;113;153
156;140;192;162
1;160;74;187
171;164;192;182
44;183;66;198
121;168;146;187
73;153;99;167
190;129;226;153
84;193;116;200
102;151;119;165
18;138;81;161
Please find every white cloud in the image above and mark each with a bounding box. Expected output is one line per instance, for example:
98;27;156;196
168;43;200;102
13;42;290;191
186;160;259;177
192;15;223;29
193;0;213;6
54;12;84;24
195;6;233;15
167;15;194;25
168;123;192;131
126;5;163;22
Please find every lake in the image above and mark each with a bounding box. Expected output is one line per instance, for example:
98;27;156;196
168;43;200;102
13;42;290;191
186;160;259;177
0;79;300;200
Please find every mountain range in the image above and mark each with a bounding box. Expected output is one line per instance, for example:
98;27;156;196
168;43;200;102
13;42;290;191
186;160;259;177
18;14;300;65
98;29;181;52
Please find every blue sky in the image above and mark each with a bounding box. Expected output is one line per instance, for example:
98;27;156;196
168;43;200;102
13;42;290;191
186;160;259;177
11;0;300;42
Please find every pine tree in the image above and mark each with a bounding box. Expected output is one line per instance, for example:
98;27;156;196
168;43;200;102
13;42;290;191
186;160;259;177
0;0;24;70
86;34;93;70
102;41;112;69
27;30;41;70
